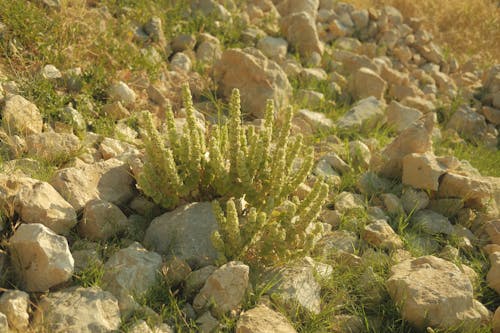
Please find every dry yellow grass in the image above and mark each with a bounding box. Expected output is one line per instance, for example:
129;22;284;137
346;0;500;65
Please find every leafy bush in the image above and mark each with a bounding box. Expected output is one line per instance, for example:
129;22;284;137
138;85;328;264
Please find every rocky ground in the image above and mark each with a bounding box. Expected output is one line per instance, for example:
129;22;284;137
0;0;499;332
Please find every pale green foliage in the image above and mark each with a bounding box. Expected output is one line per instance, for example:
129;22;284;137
138;85;327;264
212;179;329;265
138;85;315;212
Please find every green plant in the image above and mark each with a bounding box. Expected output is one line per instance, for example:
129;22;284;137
211;180;328;265
138;85;328;264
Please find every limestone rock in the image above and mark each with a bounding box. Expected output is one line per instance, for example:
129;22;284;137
236;304;297;333
363;220;403;250
486;220;500;245
184;265;218;300
10;223;74;292
446;106;487;141
314;230;359;256
193;261;249;317
0;175;77;235
0;313;8;332
411;209;454;235
349;67;387;101
372;114;434;179
280;12;323;58
402;152;447;191
266;262;321;314
50;158;135;211
276;0;319;18
108;81;136;106
438;172;500;211
337;96;385;132
401;187;429;214
26;132;81;161
334;191;365;214
296;109;334;132
2;95;43;136
387;256;490;331
487;251;500;295
79;199;130;240
386;101;423;132
0;290;30;331
144;202;219;268
215;48;292;118
257;36;288;60
33;286;121;332
102;242;162;307
494;306;500;333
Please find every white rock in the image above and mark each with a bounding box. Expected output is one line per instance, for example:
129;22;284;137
108;81;136;106
215;48;292;118
266;262;321;314
170;52;192;72
401;187;429;214
0;313;8;332
296;109;334;131
280;12;323;58
10;223;74;291
236;304;297;333
349;67;387;101
411;209;453;235
363;220;403;250
41;64;62;80
193;261;249;317
144;202;219;268
402;152;447;191
386;101;423;132
0;290;30;331
334;191;364;214
257;36;288;60
2;95;43;136
33;286;121;332
337;97;385;132
387;256;490;331
102;242;163;302
79;199;130;240
50;158;135;211
487;251;500;295
0;175;77;235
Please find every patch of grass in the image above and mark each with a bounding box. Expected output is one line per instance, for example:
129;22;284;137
73;258;105;288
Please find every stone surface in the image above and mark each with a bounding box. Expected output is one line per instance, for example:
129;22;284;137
144;202;219;268
386;101;423;132
438;172;500;211
33;286;121;332
50;158;135;211
349;67;387;101
337;96;385;132
184;265;218;300
193;261;249;317
215;48;292;118
486;220;500;245
363;220;403;250
0;175;77;235
372;114;434;179
236;304;297;333
10;223;74;292
102;242;162;302
0;290;30;331
296;109;334;132
79;199;130;240
334;191;365;214
266;262;321;314
494;306;500;333
108;81;136;106
411;209;454;235
257;36;288;60
2;95;43;136
26;132;81;161
402;152;447;191
280;12;323;58
446;106;487;141
401;187;429;213
387;256;489;331
487;251;500;295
